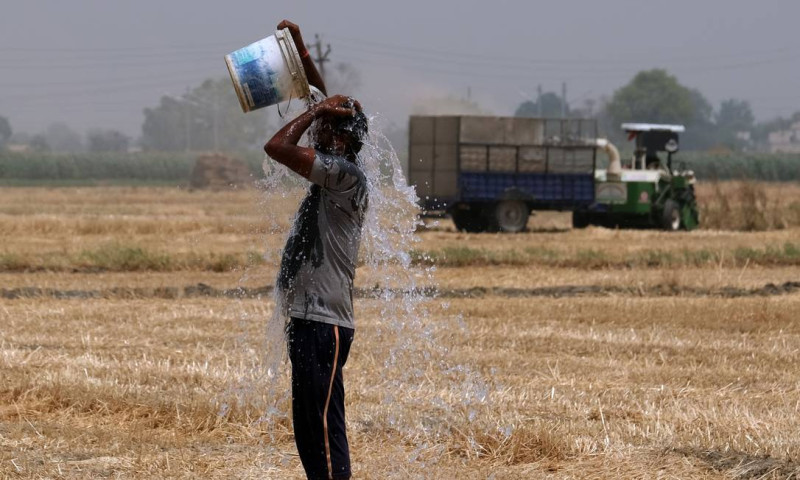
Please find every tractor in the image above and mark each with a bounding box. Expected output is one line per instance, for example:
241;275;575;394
572;123;700;231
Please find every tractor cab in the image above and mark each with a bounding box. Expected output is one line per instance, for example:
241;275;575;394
622;123;684;172
622;123;697;189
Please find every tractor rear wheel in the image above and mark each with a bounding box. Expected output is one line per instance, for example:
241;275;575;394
681;187;700;230
493;200;529;233
661;200;681;231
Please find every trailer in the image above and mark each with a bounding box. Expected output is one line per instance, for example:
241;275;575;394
408;115;599;232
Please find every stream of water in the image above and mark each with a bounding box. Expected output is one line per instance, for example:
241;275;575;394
218;109;506;473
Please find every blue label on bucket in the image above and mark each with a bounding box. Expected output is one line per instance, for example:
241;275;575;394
227;38;287;110
231;45;260;65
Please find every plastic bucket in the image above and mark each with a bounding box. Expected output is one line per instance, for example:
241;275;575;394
225;28;310;113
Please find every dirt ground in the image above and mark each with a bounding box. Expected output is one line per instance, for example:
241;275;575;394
1;186;799;479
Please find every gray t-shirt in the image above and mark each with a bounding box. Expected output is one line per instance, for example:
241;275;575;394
277;152;368;329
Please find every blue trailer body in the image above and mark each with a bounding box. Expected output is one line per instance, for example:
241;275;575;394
420;170;595;213
459;172;594;206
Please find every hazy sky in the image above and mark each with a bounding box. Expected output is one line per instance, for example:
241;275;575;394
1;0;798;137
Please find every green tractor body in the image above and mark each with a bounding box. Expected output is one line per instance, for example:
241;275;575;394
575;123;700;231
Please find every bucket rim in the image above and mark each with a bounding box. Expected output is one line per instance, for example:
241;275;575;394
275;28;311;101
224;55;251;113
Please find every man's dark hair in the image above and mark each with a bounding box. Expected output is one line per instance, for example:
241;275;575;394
331;110;368;155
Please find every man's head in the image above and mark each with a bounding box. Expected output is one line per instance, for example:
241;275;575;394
313;99;368;161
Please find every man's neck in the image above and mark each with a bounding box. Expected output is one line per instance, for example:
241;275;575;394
315;145;357;163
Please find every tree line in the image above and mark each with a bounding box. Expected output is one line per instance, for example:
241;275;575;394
0;120;132;154
0;78;270;154
515;69;783;152
0;67;797;154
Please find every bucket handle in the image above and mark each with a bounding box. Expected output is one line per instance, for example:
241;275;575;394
276;93;295;119
276;84;323;119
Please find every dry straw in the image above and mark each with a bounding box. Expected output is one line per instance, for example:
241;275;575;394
1;185;800;478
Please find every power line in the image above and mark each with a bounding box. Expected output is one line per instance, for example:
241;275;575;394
0;34;795;81
0;33;795;67
3;51;793;110
0;68;218;89
335;39;800;75
334;53;635;81
5;77;213;102
0;33;796;72
0;50;221;61
0;54;223;70
0;38;251;54
326;32;800;66
337;44;625;74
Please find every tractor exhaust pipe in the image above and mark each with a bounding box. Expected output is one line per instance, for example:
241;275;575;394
596;138;621;180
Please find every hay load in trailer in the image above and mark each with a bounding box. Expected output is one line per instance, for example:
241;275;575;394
408;115;599;232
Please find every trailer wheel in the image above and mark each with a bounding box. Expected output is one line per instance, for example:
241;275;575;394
661;200;681;231
572;210;590;229
452;209;489;233
493;200;529;233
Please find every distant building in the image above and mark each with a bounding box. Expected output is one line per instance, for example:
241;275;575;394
736;131;751;142
768;121;800;153
6;143;30;153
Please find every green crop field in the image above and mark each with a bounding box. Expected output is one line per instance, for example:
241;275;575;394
1;151;799;185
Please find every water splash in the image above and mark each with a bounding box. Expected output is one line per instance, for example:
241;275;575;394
219;109;505;469
214;137;306;426
352;121;504;461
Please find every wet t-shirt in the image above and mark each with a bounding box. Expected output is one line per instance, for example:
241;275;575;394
277;152;368;329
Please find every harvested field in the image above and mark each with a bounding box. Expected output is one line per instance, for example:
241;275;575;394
2;186;800;479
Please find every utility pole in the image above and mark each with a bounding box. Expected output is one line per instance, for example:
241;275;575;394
183;87;192;152
185;110;191;152
308;34;332;83
536;85;542;117
212;93;219;151
561;81;567;118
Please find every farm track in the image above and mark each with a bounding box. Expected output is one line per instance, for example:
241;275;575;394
3;280;799;300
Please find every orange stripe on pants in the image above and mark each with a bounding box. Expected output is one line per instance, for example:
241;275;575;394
322;325;340;480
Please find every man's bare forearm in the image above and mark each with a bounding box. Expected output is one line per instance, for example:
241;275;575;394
277;20;327;96
300;55;326;96
264;108;317;178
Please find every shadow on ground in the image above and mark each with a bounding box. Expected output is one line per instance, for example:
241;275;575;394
674;447;800;479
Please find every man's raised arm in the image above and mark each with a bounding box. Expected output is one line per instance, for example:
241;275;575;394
264;95;359;179
277;20;327;97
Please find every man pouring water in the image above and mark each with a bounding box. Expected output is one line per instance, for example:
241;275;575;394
264;20;368;480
